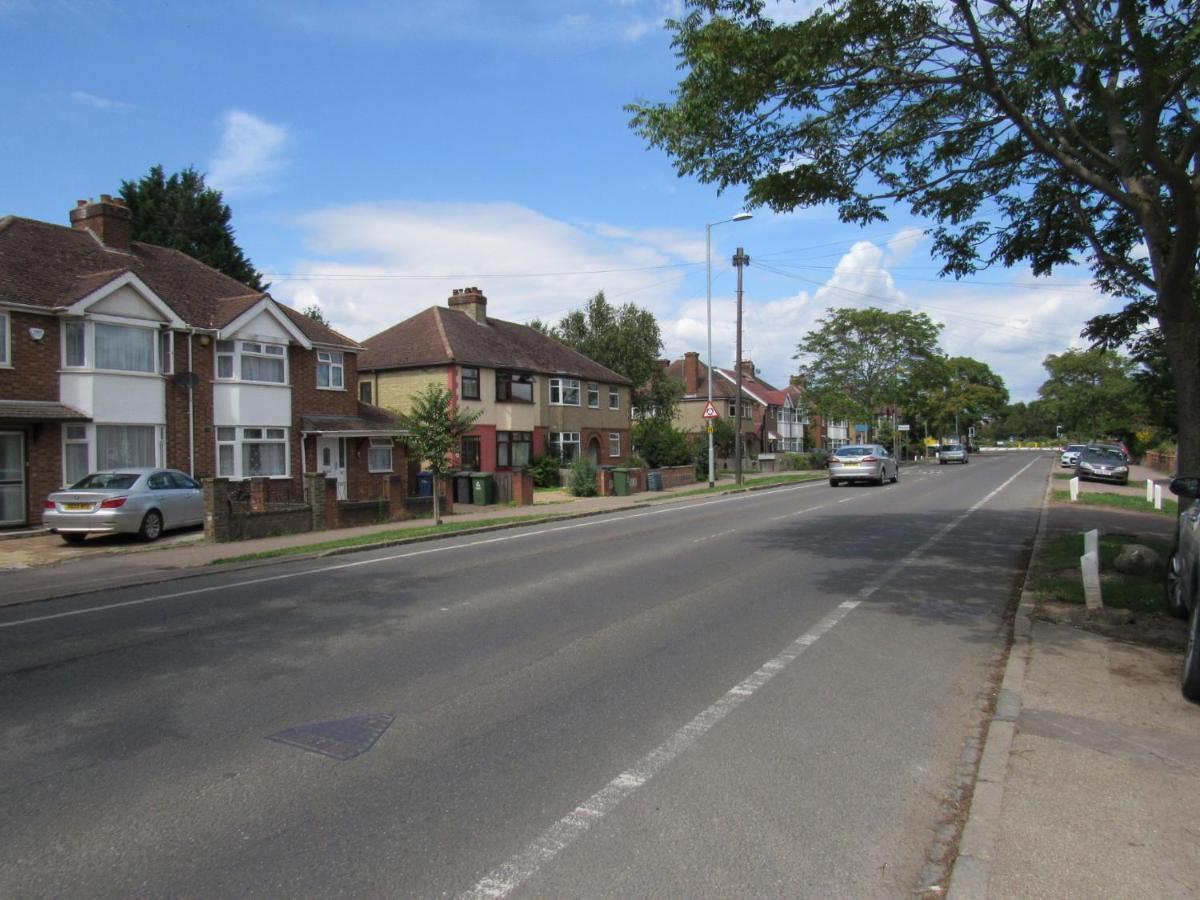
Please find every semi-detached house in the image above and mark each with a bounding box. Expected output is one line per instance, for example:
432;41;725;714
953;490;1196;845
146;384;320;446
0;195;401;529
358;287;632;472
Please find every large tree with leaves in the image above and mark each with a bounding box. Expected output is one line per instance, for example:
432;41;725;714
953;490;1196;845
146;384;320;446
795;306;944;431
629;1;1200;469
1037;347;1141;442
395;384;482;525
120;165;264;290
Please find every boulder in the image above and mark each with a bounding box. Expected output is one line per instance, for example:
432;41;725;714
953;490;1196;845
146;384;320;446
1112;543;1162;574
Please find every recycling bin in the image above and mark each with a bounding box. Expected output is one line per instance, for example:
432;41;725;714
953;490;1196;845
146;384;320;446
612;468;630;496
454;471;474;504
416;471;434;497
471;472;495;505
647;470;664;492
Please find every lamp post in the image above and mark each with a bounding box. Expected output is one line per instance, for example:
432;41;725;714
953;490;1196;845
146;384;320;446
706;212;752;487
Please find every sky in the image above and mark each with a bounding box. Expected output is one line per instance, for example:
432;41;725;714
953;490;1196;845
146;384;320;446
1;0;1125;402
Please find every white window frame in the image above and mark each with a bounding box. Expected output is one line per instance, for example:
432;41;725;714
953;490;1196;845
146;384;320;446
216;425;290;479
587;382;599;408
0;311;9;367
60;318;162;375
608;432;621;458
215;339;288;384
368;437;394;473
549;377;581;406
609;386;619;410
61;423;164;485
63;424;90;486
549;431;581;460
159;330;174;375
316;349;345;390
63;319;86;368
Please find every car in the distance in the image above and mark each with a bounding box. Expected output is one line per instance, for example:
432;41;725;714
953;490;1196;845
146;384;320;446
828;444;899;486
1060;444;1087;467
1073;445;1129;485
1166;476;1200;701
939;443;969;465
43;468;204;543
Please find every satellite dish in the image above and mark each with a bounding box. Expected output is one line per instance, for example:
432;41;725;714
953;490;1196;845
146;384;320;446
173;371;201;388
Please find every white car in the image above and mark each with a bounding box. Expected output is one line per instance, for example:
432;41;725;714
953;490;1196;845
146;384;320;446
1060;444;1087;467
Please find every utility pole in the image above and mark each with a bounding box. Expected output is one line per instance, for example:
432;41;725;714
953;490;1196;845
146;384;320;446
732;247;750;486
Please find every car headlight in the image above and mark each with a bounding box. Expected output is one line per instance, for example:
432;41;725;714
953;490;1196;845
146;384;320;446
1115;466;1128;473
1080;462;1094;470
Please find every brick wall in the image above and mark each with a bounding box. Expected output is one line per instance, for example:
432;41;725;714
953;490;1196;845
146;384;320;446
164;332;216;478
0;311;60;401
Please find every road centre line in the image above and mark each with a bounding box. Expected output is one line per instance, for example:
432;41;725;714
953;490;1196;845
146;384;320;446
0;483;823;630
459;454;1043;900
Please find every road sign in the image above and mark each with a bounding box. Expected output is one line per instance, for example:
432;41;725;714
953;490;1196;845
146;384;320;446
706;424;714;434
897;424;911;432
702;402;720;419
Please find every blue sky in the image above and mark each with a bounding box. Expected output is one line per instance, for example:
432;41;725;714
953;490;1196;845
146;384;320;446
2;0;1122;402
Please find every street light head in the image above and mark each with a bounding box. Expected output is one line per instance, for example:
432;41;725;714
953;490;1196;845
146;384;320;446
732;212;753;222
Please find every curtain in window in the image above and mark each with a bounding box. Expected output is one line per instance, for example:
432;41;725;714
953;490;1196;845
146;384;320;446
95;324;155;372
242;354;285;383
243;441;287;476
64;321;86;367
96;425;156;469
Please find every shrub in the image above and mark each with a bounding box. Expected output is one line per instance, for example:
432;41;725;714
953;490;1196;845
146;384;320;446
529;455;561;488
567;458;598;496
633;419;695;468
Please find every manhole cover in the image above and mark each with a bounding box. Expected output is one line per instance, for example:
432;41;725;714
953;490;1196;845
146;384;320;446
268;713;395;760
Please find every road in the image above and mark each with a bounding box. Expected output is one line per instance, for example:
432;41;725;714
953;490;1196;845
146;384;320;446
0;452;1048;898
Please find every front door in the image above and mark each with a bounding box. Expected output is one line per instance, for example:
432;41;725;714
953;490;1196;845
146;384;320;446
317;436;348;500
0;431;26;526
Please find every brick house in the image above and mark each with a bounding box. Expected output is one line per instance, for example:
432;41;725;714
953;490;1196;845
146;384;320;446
0;195;403;528
651;353;776;457
358;287;632;471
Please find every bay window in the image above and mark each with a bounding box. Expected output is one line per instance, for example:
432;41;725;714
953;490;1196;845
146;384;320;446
62;423;161;485
0;312;8;366
216;340;287;383
94;323;156;372
63;425;89;485
216;426;289;478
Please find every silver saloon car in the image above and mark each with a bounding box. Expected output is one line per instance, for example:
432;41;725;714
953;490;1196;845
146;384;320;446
939;443;969;464
829;444;899;486
43;468;204;543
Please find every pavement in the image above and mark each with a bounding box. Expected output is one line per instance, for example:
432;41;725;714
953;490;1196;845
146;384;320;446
948;463;1200;899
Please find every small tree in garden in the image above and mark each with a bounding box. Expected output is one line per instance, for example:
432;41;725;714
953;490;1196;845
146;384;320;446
567;458;598;497
395;384;481;525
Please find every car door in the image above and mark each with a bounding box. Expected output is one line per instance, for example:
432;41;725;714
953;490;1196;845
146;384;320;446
168;471;204;526
145;471;176;528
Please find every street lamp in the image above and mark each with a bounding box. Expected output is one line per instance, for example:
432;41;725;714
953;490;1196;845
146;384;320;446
706;212;752;487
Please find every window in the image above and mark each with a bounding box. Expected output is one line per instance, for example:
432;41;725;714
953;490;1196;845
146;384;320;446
587;382;599;408
368;437;393;473
461;366;480;400
496;370;534;403
316;350;344;389
0;312;8;366
159;330;173;374
609;386;620;410
64;425;89;485
548;431;580;461
461;435;481;470
63;321;86;367
95;323;156;373
609;432;621;459
96;424;156;468
497;431;532;468
216;340;287;383
359;381;373;404
216;426;289;478
549;377;580;406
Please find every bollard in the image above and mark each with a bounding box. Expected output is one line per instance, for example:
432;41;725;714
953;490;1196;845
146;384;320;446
1146;478;1154;503
1154;483;1163;510
1081;550;1103;610
1084;528;1098;558
1069;476;1080;501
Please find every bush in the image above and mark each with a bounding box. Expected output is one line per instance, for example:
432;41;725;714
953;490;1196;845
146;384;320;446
633;420;695;469
567;458;598;496
529;455;561;488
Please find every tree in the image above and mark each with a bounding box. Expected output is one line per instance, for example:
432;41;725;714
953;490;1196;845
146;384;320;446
1037;348;1141;443
394;384;481;525
546;291;677;417
932;356;1010;435
795;307;943;434
301;304;330;326
629;1;1200;469
120;164;264;289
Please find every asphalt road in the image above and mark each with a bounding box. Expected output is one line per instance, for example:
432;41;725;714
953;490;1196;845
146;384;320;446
0;452;1049;898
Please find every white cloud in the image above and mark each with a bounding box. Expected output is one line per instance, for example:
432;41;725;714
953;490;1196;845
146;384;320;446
207;110;288;196
70;90;127;110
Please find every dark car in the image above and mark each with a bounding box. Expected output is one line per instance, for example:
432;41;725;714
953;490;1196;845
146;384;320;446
1074;445;1130;485
1168;476;1200;701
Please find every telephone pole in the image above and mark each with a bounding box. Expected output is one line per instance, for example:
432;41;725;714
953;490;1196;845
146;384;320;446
732;246;750;486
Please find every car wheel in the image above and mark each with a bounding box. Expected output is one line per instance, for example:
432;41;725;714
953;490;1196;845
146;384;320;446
1182;598;1200;702
1167;545;1189;620
60;533;86;545
940;460;946;465
891;468;899;483
139;510;163;542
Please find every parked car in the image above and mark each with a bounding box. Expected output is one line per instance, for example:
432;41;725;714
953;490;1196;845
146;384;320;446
1073;445;1130;485
828;444;898;486
1060;444;1087;467
939;443;969;465
43;468;204;543
1166;476;1200;701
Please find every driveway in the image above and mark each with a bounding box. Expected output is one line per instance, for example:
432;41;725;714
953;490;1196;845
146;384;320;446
0;527;205;571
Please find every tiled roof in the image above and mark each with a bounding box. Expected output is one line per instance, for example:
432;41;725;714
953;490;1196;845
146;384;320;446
360;306;631;384
0;215;359;350
0;400;90;422
302;403;405;435
658;357;739;400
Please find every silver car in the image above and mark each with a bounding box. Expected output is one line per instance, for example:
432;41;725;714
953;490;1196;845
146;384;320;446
829;444;899;486
939;443;969;465
1167;476;1200;700
43;468;204;543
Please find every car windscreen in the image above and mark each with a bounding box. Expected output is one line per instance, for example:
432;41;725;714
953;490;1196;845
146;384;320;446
70;473;140;490
1066;445;1086;452
834;447;872;457
942;444;964;451
1081;449;1125;463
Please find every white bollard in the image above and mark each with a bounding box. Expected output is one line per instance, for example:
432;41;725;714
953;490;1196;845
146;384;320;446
1081;550;1103;610
1084;529;1098;558
1069;476;1080;501
1146;478;1154;503
1154;483;1163;510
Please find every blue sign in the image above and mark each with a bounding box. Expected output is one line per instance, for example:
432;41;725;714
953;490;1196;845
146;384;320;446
855;424;869;433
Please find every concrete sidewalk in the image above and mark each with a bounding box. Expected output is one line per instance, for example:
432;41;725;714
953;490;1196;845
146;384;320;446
0;474;807;609
949;489;1200;898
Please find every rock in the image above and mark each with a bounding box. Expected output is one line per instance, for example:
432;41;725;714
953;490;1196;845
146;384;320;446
1112;543;1162;574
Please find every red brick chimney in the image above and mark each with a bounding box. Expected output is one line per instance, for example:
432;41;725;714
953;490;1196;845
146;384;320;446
70;194;132;251
448;286;488;324
683;351;700;395
740;359;757;380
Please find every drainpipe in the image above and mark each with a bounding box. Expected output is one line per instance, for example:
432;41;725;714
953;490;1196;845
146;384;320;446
187;330;195;477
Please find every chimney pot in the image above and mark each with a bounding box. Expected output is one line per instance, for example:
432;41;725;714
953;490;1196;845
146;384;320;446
69;194;133;251
448;286;488;324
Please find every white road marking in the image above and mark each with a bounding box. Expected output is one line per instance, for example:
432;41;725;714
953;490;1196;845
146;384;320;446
458;455;1042;899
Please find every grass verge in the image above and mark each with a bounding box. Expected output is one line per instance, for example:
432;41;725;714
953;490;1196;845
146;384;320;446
1051;488;1177;517
641;471;825;500
1028;531;1169;614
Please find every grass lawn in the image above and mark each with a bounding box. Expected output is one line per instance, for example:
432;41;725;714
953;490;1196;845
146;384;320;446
1051;488;1177;517
1029;531;1170;614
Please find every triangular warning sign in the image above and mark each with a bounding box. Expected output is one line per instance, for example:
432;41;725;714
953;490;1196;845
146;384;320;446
702;401;720;419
